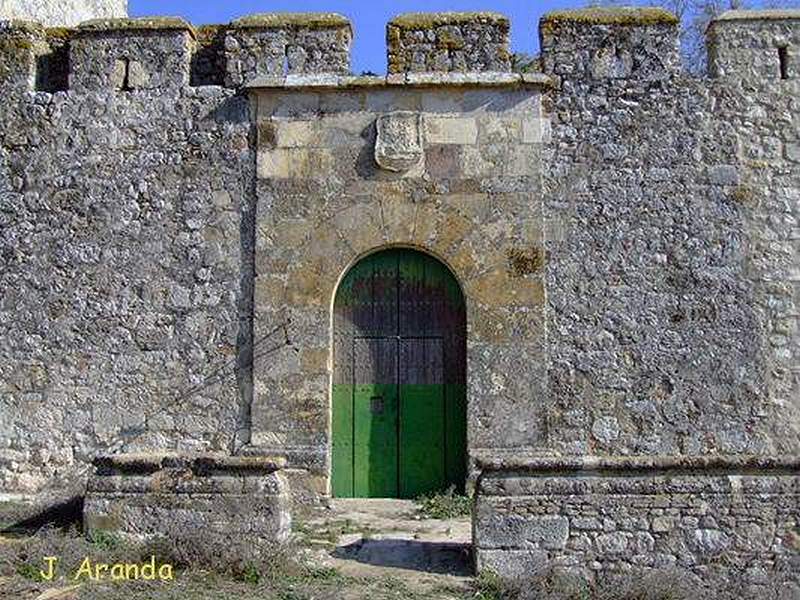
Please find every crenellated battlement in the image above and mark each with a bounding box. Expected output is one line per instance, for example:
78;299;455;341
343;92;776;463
0;20;49;92
1;8;799;94
224;13;352;87
0;13;354;94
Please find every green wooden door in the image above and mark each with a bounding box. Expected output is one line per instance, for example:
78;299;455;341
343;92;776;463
332;249;467;498
353;338;398;497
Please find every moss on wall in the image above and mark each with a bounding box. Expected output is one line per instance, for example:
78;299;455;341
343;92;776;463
45;27;73;40
390;12;509;30
541;7;679;28
230;13;350;31
78;17;195;36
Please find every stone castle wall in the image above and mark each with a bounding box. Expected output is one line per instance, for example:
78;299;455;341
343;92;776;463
541;7;800;458
0;14;361;495
0;0;127;27
0;8;798;583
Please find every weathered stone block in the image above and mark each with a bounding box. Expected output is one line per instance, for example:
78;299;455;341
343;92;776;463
258;148;291;178
475;549;547;580
84;453;291;547
477;512;569;550
521;117;551;144
425;116;478;145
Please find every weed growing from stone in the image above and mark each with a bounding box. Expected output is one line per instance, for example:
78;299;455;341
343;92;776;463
15;561;42;582
415;486;473;519
473;569;514;600
89;529;121;551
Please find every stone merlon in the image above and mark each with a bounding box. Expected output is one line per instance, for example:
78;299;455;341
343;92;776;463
708;9;800;81
387;12;511;73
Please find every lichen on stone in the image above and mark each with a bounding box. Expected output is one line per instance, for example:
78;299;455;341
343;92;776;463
0;37;34;53
389;12;510;30
0;20;45;35
731;184;756;204
45;27;74;41
507;247;544;276
541;7;679;28
230;13;351;31
195;24;225;38
78;17;195;36
194;24;227;48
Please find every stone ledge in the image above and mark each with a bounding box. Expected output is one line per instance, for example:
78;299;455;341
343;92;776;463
88;475;282;494
476;454;800;475
479;473;800;497
246;71;551;90
713;9;800;22
541;7;679;27
93;452;287;476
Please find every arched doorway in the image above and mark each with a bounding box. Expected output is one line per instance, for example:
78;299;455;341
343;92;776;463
332;248;467;498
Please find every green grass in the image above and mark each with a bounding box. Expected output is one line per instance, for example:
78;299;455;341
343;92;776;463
473;570;512;600
240;562;260;585
88;529;121;551
15;562;43;582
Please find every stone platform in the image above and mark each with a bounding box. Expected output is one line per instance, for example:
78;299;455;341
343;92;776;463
474;455;800;594
84;453;291;546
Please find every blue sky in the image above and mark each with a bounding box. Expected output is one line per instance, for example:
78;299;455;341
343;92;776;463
129;0;583;74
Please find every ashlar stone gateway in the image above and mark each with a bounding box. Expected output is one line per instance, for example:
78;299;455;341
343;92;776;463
251;74;546;500
1;5;799;592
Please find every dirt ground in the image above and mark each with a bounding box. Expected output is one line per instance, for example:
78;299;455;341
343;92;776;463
0;498;479;600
